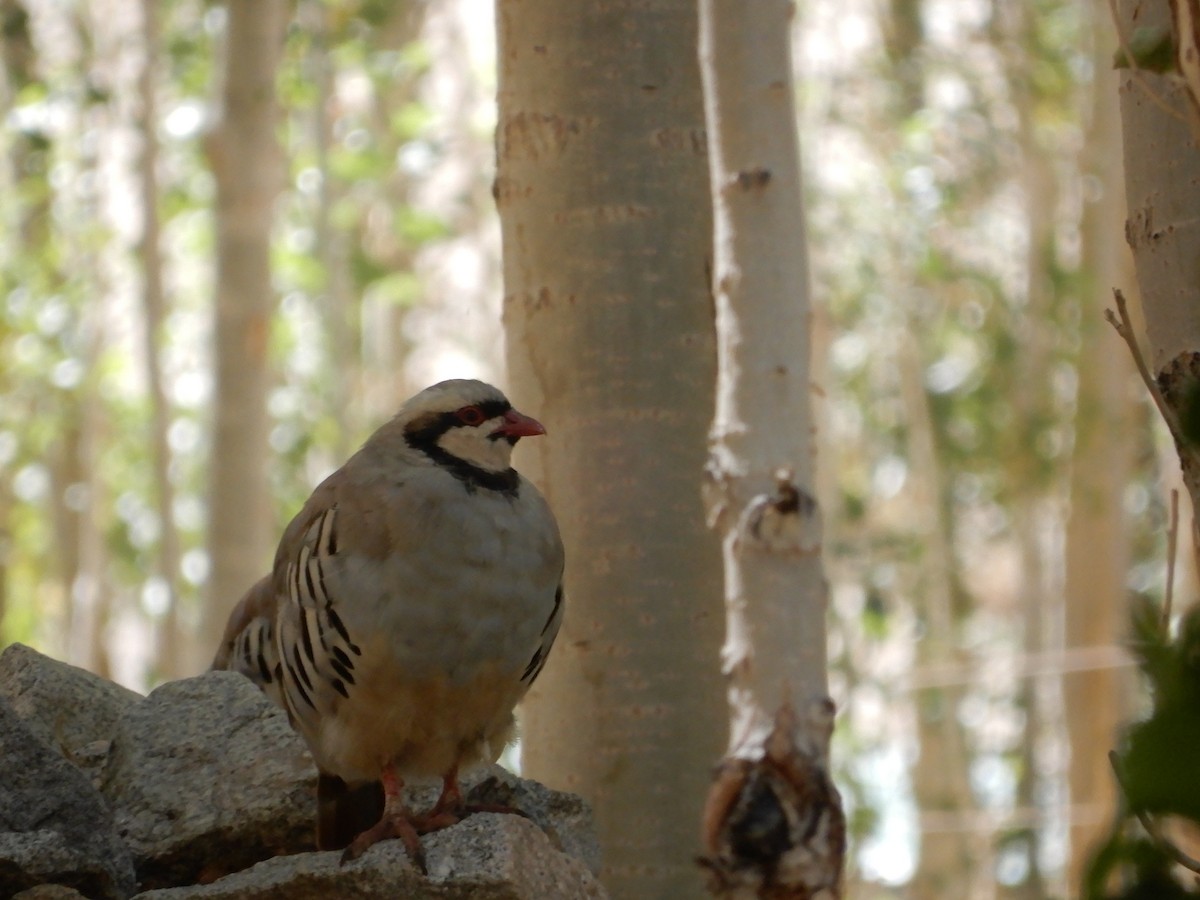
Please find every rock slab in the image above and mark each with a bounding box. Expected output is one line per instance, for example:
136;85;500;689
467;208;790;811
133;815;606;900
0;646;607;899
0;698;137;900
100;671;316;890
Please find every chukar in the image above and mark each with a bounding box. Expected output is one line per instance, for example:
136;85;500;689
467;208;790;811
212;379;564;863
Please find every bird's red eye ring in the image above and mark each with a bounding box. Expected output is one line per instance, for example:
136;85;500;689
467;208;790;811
456;405;486;426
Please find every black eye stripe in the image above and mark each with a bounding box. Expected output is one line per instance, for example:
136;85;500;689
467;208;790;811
401;397;522;496
438;399;512;432
470;399;512;422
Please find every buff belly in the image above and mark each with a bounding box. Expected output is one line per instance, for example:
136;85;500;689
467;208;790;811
304;655;525;784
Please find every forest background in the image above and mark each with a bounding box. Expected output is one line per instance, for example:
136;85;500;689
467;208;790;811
0;0;1177;896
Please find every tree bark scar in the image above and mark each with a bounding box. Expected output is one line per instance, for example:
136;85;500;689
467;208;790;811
751;471;814;531
1156;351;1200;499
698;701;845;898
770;480;815;518
728;168;772;191
1125;207;1155;248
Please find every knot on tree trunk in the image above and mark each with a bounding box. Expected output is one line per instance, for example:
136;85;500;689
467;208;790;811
740;469;821;556
699;699;845;899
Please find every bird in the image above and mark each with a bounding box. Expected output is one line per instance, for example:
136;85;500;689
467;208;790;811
211;574;282;707
211;379;565;865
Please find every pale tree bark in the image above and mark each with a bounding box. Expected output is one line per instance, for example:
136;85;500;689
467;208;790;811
1063;9;1134;889
303;0;362;461
326;0;428;430
301;0;429;453
38;5;112;675
137;0;186;680
496;1;726;896
1116;0;1200;536
1110;0;1200;872
898;334;985;900
53;370;111;679
1007;14;1067;891
697;1;844;897
0;0;37;640
879;2;984;891
200;0;287;672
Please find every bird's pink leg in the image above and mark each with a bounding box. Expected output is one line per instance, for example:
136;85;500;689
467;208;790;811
340;762;425;869
416;764;467;831
415;763;529;832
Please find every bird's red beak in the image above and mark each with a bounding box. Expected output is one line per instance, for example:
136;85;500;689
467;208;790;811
493;409;546;439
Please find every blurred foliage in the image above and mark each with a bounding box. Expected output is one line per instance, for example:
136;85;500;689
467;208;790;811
0;0;1177;892
1179;380;1200;448
1112;24;1176;73
0;0;486;684
805;0;1163;892
1084;598;1200;897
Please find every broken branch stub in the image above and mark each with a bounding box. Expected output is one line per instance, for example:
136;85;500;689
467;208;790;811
699;700;845;899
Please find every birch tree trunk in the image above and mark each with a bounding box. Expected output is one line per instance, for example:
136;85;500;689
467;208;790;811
878;5;983;890
697;1;844;896
898;333;983;898
137;0;185;679
199;0;286;671
1007;27;1068;890
496;1;725;896
1063;12;1133;886
1117;0;1200;524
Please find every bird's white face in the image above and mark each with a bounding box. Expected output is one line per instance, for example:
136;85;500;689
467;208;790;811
436;410;520;473
400;380;546;480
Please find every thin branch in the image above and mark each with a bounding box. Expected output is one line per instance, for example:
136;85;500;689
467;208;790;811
1106;0;1194;126
1105;289;1183;438
1109;751;1200;875
1165;489;1180;630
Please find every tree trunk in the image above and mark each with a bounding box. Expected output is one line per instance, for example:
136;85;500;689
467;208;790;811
899;332;983;899
496;1;726;895
1117;0;1200;524
304;0;362;457
1004;27;1067;892
1063;10;1134;888
137;0;185;680
0;0;38;641
200;0;286;671
54;315;110;677
697;1;843;896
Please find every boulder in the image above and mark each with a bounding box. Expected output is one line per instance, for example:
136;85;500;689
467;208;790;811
12;886;91;899
0;697;137;899
0;655;607;899
100;671;315;890
132;814;606;900
0;642;141;785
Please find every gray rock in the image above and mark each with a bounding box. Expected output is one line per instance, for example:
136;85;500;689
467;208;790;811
457;765;602;875
132;814;607;900
100;671;316;890
0;650;605;898
0;643;141;782
12;885;91;899
0;698;138;900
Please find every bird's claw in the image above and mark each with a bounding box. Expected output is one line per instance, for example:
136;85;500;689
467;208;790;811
339;813;427;873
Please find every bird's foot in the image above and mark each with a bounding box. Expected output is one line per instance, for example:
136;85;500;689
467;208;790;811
413;799;530;833
340;811;427;872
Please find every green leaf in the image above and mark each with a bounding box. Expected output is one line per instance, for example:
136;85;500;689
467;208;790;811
394;207;448;244
1113;25;1176;73
1179;379;1200;447
1123;708;1200;820
367;271;422;308
390;102;432;141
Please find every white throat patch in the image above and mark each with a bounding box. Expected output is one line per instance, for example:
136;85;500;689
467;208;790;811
436;421;515;473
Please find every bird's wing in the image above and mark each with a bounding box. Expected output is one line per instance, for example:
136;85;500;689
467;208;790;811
210;574;283;704
273;480;370;726
520;580;564;689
